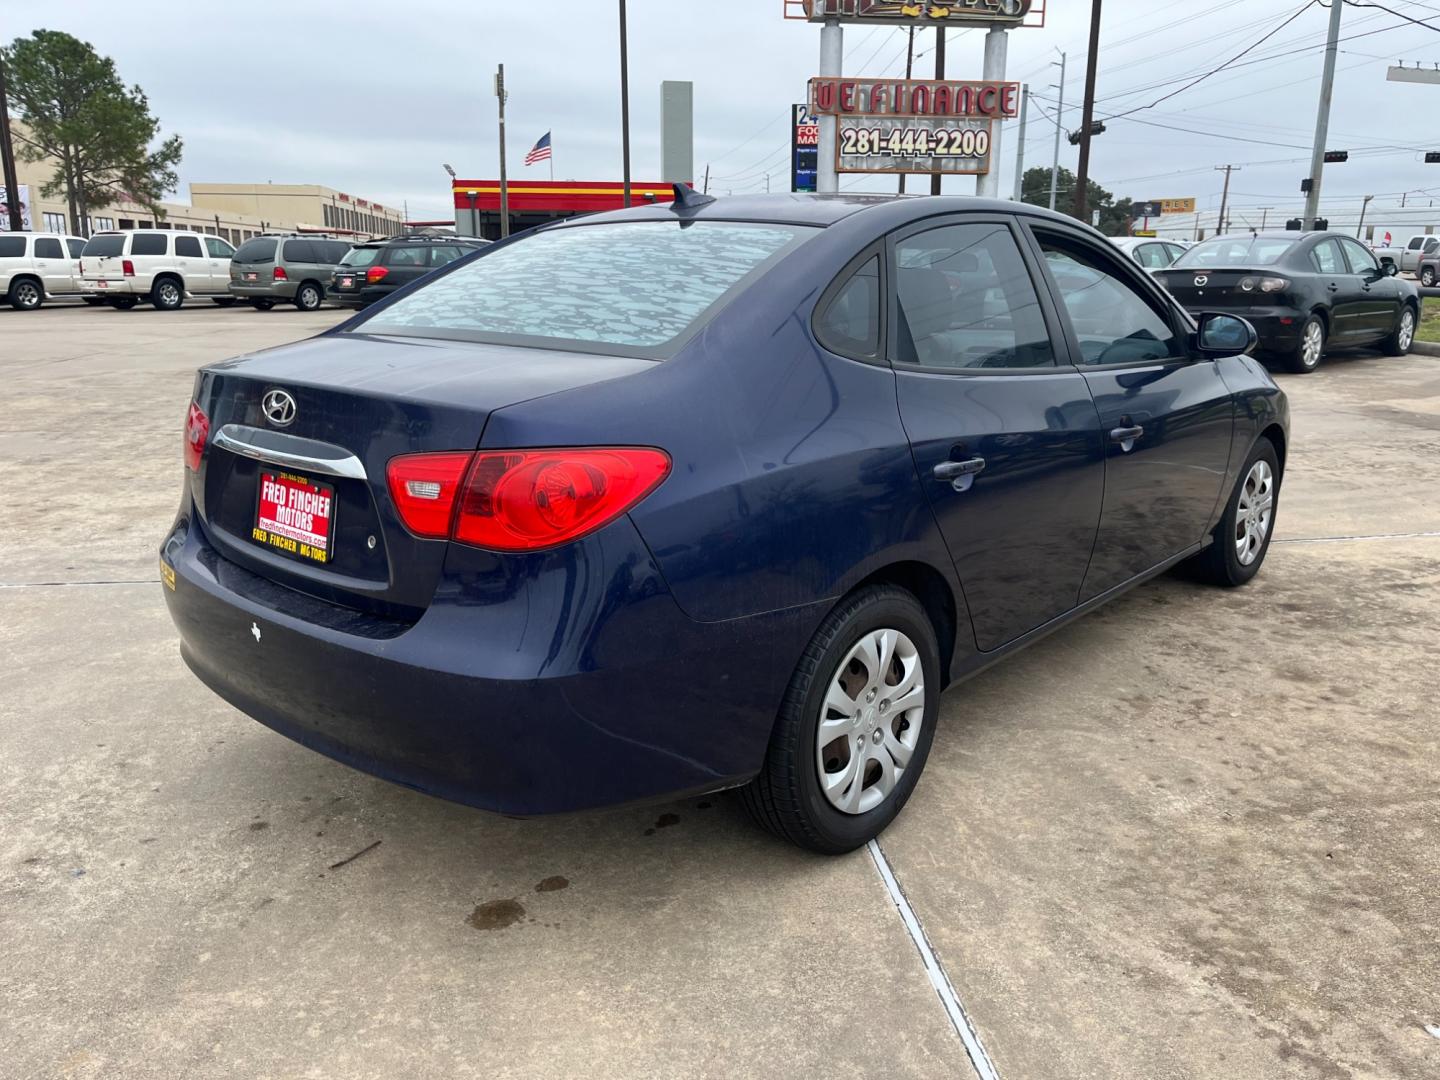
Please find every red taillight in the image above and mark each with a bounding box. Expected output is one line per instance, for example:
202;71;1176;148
184;402;210;471
387;448;671;551
366;265;389;284
273;265;288;281
385;453;473;539
122;259;135;277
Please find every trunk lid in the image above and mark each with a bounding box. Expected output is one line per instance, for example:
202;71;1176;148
1154;266;1281;309
191;332;655;619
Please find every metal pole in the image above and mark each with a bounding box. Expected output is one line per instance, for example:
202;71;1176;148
899;27;915;195
1357;194;1374;238
1304;0;1343;230
702;163;710;194
1049;52;1066;212
1073;0;1103;222
817;18;843;194
0;56;24;232
496;65;510;238
1215;165;1238;236
1258;206;1273;231
1012;82;1029;202
977;28;1008;198
619;0;632;207
930;28;946;196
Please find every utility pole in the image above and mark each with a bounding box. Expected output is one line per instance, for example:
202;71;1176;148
1012;82;1029;201
1357;194;1374;238
619;0;632;207
495;65;510;238
1049;51;1067;212
817;18;843;194
899;27;915;195
931;28;947;196
1257;206;1274;231
1073;0;1103;222
702;163;710;194
0;55;23;232
1303;0;1343;230
1215;165;1240;235
977;26;1009;199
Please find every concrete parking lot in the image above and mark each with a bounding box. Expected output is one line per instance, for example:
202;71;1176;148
2;306;1438;1079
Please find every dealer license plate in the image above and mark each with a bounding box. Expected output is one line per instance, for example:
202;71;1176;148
252;470;335;565
244;272;258;282
96;279;108;289
339;276;354;288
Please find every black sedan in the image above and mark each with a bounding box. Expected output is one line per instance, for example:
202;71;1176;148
330;236;488;308
1155;232;1419;373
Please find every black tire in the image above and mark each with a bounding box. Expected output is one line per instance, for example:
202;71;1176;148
1281;314;1325;374
212;297;237;307
1184;438;1281;588
251;298;275;311
1382;304;1418;356
294;282;323;311
1421;266;1437;288
740;585;941;855
8;278;43;311
111;296;138;310
151;277;184;311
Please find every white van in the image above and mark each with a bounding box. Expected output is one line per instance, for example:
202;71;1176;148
0;231;88;310
79;229;237;310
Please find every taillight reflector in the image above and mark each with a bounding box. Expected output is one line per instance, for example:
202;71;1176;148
184;402;210;471
387;448;671;551
366;265;389;284
122;259;135;276
273;266;288;281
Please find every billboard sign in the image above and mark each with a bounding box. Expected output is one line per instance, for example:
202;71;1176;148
802;0;1032;26
792;104;819;192
809;77;1020;120
0;185;32;231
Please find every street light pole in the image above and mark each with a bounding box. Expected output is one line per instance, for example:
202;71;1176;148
495;65;510;239
619;0;632;208
1049;51;1066;212
1357;194;1374;239
1303;0;1343;230
1012;82;1029;202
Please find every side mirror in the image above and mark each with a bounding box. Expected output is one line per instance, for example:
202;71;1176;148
1194;312;1257;357
1385;262;1399;277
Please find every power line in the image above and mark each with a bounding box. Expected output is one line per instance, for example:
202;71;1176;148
1344;0;1440;32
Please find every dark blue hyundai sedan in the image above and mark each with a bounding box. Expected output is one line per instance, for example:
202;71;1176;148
161;192;1288;854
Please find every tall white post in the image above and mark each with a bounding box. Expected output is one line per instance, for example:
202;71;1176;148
1011;82;1029;201
976;27;1009;198
817;18;843;194
1049;51;1066;212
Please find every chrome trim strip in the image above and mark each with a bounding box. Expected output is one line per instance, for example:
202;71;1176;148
213;424;367;481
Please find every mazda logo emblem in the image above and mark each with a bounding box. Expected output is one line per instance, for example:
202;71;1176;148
1194;275;1209;287
262;389;297;428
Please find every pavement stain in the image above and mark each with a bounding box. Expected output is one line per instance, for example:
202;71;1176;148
467;898;526;931
534;875;569;893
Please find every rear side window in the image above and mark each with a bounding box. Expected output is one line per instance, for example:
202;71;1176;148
321;241;351;262
131;233;168;256
206;237;234;258
386;246;427;267
359;221;810;353
283;240;317;263
175;235;204;257
427;245;467;267
816;256;880;358
234;238;277;263
82;235;125;257
34;237;64;259
1311;239;1345;275
340;246;381;267
66;239;85;258
0;236;26;257
895;223;1054;370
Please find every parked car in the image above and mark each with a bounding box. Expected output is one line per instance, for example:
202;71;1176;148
79;229;237;310
329;236;487;308
1111;236;1187;270
1371;233;1438;275
0;231;87;310
161;193;1287;854
1155;231;1419;373
230;235;354;311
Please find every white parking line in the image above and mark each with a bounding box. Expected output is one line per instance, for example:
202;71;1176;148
1274;530;1440;544
867;839;1000;1080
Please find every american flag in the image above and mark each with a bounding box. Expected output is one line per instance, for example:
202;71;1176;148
524;132;552;166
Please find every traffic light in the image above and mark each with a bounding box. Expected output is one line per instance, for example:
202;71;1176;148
1300;178;1314;193
1286;218;1304;231
1323;150;1349;163
1315;219;1329;231
1426;151;1440;164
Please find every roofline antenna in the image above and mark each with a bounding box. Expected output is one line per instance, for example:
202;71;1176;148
671;183;716;211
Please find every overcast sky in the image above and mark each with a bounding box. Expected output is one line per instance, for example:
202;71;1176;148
4;0;1439;228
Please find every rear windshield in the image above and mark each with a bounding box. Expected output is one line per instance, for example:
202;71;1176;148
82;234;126;257
1175;237;1295;268
234;238;277;263
340;246;382;267
355;221;812;353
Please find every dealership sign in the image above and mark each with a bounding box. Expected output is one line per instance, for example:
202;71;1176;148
792;105;820;192
802;0;1031;26
1134;198;1197;217
809;78;1019;175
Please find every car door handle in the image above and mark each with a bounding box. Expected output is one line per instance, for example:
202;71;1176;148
933;457;986;492
1327;282;1340;291
1109;425;1144;443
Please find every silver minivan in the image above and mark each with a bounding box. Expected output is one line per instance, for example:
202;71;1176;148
229;235;353;311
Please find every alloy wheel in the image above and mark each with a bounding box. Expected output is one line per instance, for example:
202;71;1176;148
1423;269;1436;288
1301;321;1324;369
1397;309;1416;353
816;628;925;815
13;281;40;309
158;282;181;307
1235;460;1275;566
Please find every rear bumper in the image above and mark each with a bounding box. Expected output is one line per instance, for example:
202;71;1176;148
160;510;819;816
331;285;392;308
80;279;138;296
230;281;298;300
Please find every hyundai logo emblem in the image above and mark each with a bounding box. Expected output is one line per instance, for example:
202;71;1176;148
1194;275;1209;287
262;389;297;428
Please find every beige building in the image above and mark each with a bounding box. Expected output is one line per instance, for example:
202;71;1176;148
4;117;403;243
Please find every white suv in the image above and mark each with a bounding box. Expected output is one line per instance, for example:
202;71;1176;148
0;231;88;310
79;230;237;310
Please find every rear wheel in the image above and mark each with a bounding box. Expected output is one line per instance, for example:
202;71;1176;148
741;585;939;854
1382;305;1417;356
8;278;42;311
1184;439;1280;587
1422;266;1437;288
1282;315;1325;374
152;277;184;311
295;282;323;311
